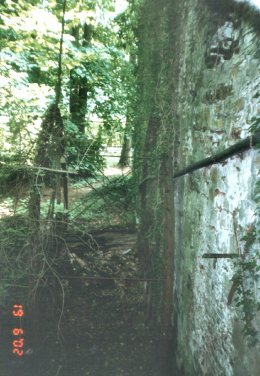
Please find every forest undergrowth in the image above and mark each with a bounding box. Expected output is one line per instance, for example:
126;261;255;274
0;173;162;376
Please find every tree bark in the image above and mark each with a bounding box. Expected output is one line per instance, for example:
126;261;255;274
70;69;88;133
118;132;131;167
69;22;91;133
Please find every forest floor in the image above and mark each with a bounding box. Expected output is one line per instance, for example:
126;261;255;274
3;226;161;376
1;227;162;376
0;157;164;376
44;227;161;376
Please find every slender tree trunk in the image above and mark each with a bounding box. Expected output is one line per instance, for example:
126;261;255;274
118;130;131;167
119;44;135;167
70;70;88;133
69;23;91;133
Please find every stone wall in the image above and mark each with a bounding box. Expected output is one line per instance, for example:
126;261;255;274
134;1;260;375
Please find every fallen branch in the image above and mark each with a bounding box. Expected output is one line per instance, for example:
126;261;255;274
30;165;78;175
0;163;78;175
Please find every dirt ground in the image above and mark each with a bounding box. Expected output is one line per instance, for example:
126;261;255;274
1;227;163;376
0;161;165;376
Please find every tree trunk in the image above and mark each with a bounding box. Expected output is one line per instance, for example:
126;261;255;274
69;23;91;133
118;131;131;167
70;69;88;133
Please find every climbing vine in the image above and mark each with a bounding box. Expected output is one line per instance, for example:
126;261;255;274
231;227;260;347
231;116;260;347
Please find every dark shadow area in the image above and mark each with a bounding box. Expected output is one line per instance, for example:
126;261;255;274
0;227;168;376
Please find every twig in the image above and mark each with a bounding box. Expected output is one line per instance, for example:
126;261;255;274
55;0;67;106
54;365;62;376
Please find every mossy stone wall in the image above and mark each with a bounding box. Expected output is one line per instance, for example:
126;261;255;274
134;0;260;374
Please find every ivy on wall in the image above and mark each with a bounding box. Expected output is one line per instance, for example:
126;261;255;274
230;116;260;347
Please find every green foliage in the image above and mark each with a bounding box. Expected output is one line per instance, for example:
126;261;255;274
65;120;105;177
71;175;135;226
0;165;31;192
250;115;260;134
232;226;260;347
84;47;132;130
0;0;134;181
0;215;30;307
101;175;135;210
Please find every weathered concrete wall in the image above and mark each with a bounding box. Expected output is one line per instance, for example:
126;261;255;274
134;0;260;375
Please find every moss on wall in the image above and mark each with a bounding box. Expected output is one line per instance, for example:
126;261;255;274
134;0;260;374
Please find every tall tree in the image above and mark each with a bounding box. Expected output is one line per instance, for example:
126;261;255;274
0;0;133;178
69;21;92;133
115;4;138;167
